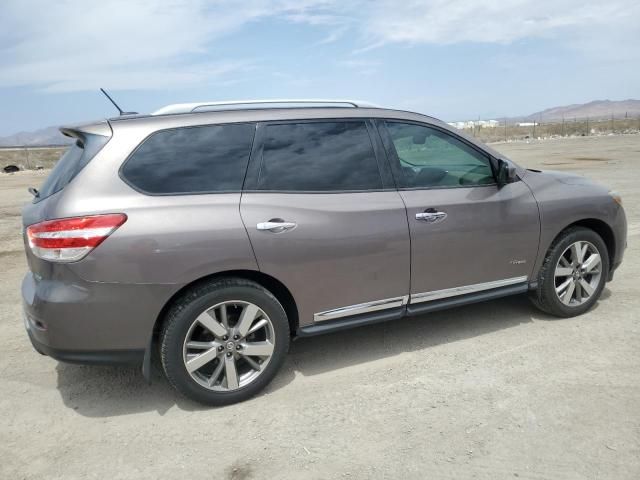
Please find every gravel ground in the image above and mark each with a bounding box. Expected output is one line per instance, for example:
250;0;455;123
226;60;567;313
0;135;638;479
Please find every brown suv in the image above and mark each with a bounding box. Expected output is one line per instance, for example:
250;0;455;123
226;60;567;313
22;100;627;405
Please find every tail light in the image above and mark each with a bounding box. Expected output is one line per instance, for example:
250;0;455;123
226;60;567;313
26;214;127;262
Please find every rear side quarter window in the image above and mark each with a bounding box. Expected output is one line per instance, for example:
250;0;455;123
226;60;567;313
121;123;256;194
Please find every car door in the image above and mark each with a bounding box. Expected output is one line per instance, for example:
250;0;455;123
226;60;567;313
240;119;410;331
377;120;540;309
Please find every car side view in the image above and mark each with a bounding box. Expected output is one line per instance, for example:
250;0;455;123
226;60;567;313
22;100;627;405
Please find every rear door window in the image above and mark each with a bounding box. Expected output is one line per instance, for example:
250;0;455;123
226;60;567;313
255;121;382;191
121;123;256;194
37;134;109;201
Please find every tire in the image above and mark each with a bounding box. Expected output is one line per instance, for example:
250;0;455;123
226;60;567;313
530;227;609;317
160;278;290;406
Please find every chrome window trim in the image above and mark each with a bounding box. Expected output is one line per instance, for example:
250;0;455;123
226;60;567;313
314;295;408;322
409;276;528;304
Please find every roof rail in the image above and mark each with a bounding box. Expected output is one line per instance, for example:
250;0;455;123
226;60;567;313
152;99;381;115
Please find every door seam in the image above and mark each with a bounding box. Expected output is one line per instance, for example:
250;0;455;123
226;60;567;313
395;190;413;302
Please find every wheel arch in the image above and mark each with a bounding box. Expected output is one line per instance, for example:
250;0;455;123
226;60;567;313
152;270;299;341
535;218;615;283
563;218;615;265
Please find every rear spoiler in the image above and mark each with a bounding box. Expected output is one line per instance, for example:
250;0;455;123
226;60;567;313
59;120;112;141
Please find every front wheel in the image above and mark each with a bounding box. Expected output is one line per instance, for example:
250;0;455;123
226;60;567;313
160;278;290;406
530;227;609;317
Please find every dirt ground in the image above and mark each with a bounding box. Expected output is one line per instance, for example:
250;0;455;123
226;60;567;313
0;135;638;479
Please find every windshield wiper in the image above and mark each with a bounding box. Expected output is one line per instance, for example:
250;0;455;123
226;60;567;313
28;187;40;198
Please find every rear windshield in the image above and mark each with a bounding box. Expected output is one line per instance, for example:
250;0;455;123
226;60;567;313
36;133;109;202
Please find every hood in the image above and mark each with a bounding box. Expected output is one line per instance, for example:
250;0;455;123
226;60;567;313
524;169;603;186
521;169;612;201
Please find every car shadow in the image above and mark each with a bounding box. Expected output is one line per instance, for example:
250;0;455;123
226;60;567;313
54;294;576;417
288;294;544;377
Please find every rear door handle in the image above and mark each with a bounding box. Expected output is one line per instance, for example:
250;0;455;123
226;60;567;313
256;219;297;233
415;210;447;224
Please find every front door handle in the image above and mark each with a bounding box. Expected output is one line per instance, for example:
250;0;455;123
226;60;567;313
256;219;297;233
415;210;447;224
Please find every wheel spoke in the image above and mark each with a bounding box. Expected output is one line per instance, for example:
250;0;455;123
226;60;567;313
575;281;582;303
571;242;584;264
208;359;225;387
247;318;268;336
240;341;274;357
562;279;576;304
186;341;214;349
555;267;573;277
224;355;239;389
579;279;595;297
186;346;219;373
236;304;261;337
219;305;229;330
196;311;227;338
243;355;262;371
556;278;573;294
582;253;601;273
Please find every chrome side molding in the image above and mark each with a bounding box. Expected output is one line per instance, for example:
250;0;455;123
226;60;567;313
313;276;528;322
314;295;409;322
409;276;528;304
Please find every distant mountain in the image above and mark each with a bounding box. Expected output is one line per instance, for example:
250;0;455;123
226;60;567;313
2;98;639;146
522;99;640;122
0;126;72;147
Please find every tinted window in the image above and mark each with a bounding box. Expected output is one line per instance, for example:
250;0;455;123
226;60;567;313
122;123;255;194
386;122;494;188
257;122;382;191
38;134;109;201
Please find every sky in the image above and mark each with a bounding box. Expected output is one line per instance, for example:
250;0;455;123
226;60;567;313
0;0;639;136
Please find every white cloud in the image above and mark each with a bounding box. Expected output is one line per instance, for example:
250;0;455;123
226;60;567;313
0;0;329;92
338;59;380;76
0;0;638;92
358;0;640;50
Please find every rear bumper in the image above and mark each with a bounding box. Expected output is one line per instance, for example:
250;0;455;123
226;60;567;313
25;324;143;365
22;269;177;364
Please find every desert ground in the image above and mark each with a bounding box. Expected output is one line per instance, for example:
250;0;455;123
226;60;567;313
0;135;638;479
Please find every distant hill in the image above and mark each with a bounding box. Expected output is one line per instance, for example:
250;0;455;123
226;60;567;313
522;99;640;122
0;126;72;147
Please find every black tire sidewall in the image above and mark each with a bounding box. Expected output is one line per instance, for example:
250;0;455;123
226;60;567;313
540;228;609;317
161;282;289;406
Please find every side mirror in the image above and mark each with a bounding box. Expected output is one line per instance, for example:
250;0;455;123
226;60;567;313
496;159;517;186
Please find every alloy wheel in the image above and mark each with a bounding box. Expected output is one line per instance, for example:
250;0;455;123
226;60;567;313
554;241;602;307
182;301;275;391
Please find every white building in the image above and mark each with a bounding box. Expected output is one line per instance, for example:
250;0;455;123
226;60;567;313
448;119;500;129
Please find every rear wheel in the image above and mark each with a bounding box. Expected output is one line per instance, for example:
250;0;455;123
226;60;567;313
160;278;290;406
530;227;609;317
